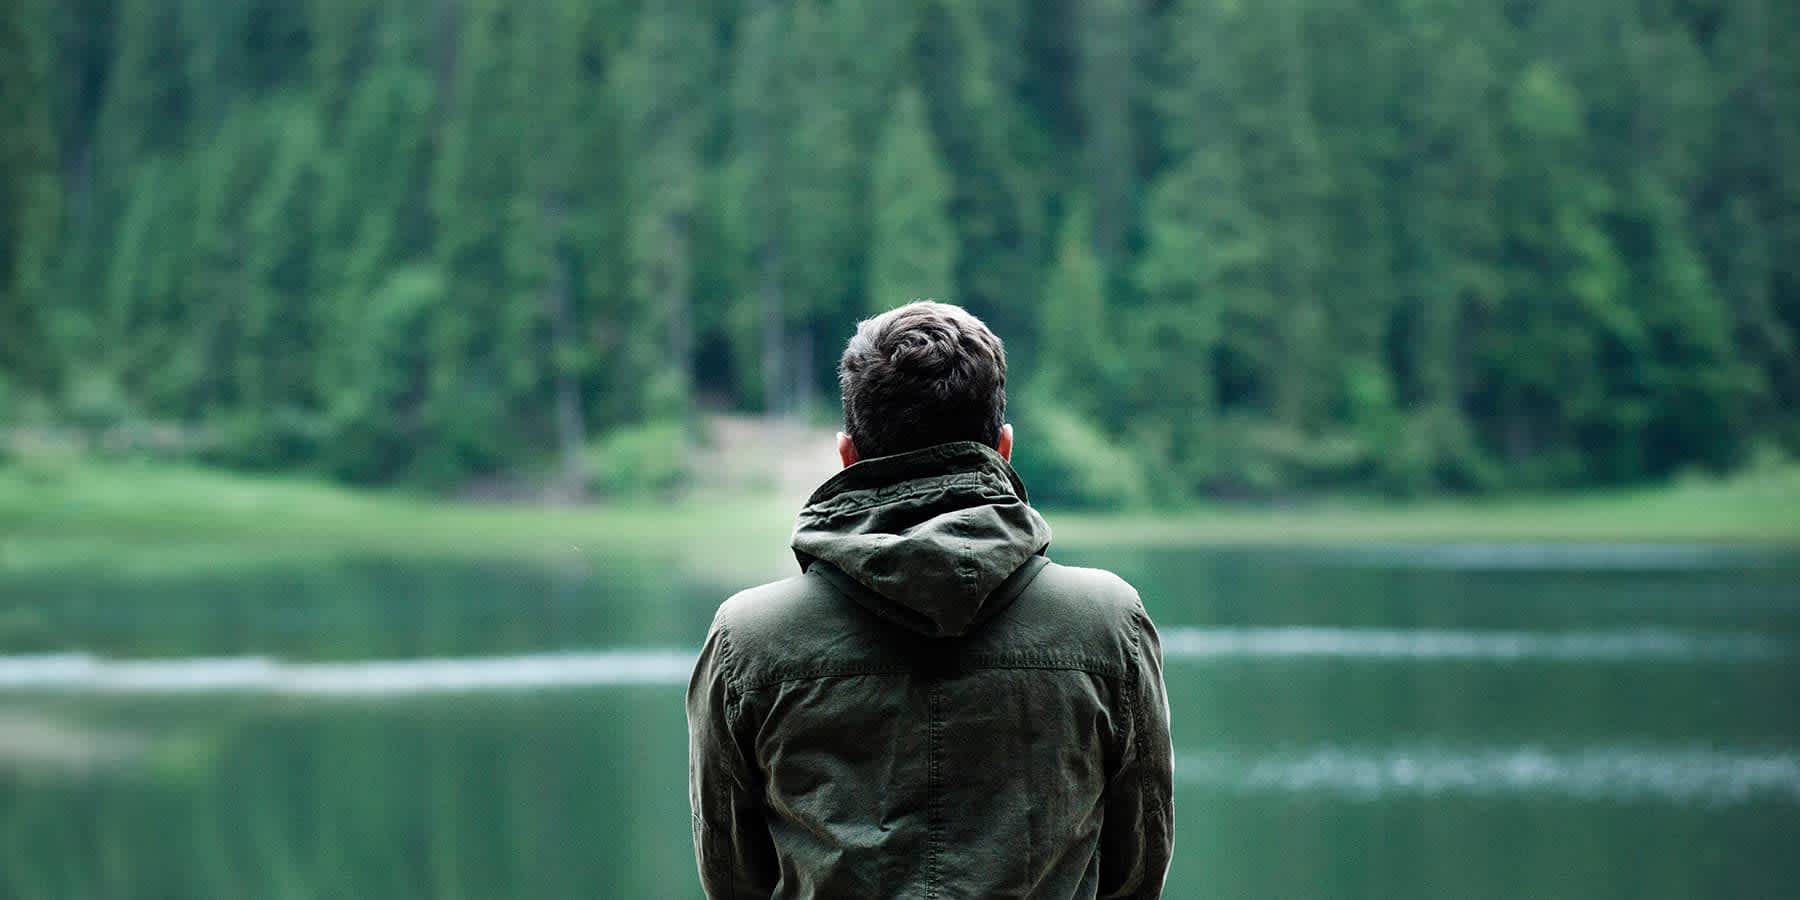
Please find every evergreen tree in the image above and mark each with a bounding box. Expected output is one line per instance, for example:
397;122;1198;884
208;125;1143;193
1377;0;1506;491
0;0;58;400
1135;0;1264;489
617;0;711;412
867;88;957;313
1075;0;1142;265
313;49;436;479
1482;62;1630;485
234;104;326;464
773;0;860;413
1701;0;1800;448
1037;203;1115;423
12;0;1795;494
723;0;794;414
914;0;1052;346
425;0;533;480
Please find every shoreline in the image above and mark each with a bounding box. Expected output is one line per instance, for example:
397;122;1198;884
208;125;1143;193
3;459;1796;577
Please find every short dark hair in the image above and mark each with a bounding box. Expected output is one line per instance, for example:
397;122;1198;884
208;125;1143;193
838;301;1007;459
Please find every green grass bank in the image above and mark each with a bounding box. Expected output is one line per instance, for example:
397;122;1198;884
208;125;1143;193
2;458;1796;578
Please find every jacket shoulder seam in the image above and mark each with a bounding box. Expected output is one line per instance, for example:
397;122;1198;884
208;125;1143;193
713;621;746;719
1124;603;1145;685
738;665;914;692
963;657;1128;679
737;658;1127;692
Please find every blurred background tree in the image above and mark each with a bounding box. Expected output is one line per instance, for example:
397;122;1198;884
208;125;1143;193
3;0;1796;499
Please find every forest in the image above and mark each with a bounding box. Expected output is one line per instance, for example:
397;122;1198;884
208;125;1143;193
0;0;1795;503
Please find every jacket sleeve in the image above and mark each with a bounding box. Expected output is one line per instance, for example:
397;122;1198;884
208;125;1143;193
687;617;779;898
1098;602;1176;898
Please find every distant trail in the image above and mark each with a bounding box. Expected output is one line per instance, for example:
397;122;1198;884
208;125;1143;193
1157;626;1788;662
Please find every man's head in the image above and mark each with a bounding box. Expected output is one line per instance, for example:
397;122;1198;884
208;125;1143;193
836;301;1012;466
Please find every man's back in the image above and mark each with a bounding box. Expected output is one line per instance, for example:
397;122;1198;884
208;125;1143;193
688;441;1174;898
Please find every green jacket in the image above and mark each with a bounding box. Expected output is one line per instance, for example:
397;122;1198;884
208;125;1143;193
689;442;1174;898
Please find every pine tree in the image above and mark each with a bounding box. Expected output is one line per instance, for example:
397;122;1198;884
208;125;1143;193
1378;0;1506;491
1483;61;1630;485
867;88;957;313
779;0;860;412
14;0;1796;493
914;0;1052;345
1075;0;1142;265
1247;0;1333;431
724;0;794;414
617;0;711;413
1702;0;1800;450
311;36;436;478
94;0;192;164
0;0;58;400
1134;0;1266;489
236;105;326;464
424;0;531;480
1037;202;1115;423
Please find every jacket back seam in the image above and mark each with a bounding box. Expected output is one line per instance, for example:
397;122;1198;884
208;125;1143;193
1129;609;1166;861
927;679;944;897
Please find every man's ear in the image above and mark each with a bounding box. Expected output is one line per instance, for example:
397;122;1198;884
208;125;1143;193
997;423;1013;462
837;432;860;468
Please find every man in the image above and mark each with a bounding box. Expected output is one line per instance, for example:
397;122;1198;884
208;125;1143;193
688;301;1174;898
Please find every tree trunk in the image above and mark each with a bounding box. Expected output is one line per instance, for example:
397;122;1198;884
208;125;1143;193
792;321;815;418
664;214;693;407
759;244;785;416
541;196;584;499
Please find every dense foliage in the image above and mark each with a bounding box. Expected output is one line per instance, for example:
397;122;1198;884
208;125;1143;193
1;0;1795;499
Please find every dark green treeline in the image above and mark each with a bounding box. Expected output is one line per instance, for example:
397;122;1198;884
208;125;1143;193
2;0;1796;499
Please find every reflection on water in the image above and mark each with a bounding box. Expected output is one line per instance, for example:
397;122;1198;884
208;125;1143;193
0;650;696;694
1289;542;1797;570
1;545;1797;898
0;710;148;771
0;624;1787;696
1159;625;1789;661
1177;744;1800;806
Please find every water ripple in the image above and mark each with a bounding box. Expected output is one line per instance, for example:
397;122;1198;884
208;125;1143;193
1159;626;1788;662
0;650;695;695
1177;744;1800;806
0;624;1787;697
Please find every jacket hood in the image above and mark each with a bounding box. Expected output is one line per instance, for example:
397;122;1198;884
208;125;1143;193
792;441;1053;638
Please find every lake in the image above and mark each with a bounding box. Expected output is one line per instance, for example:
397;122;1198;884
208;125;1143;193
2;542;1797;898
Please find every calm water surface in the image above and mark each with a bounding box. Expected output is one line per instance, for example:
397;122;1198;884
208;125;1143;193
2;544;1797;898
